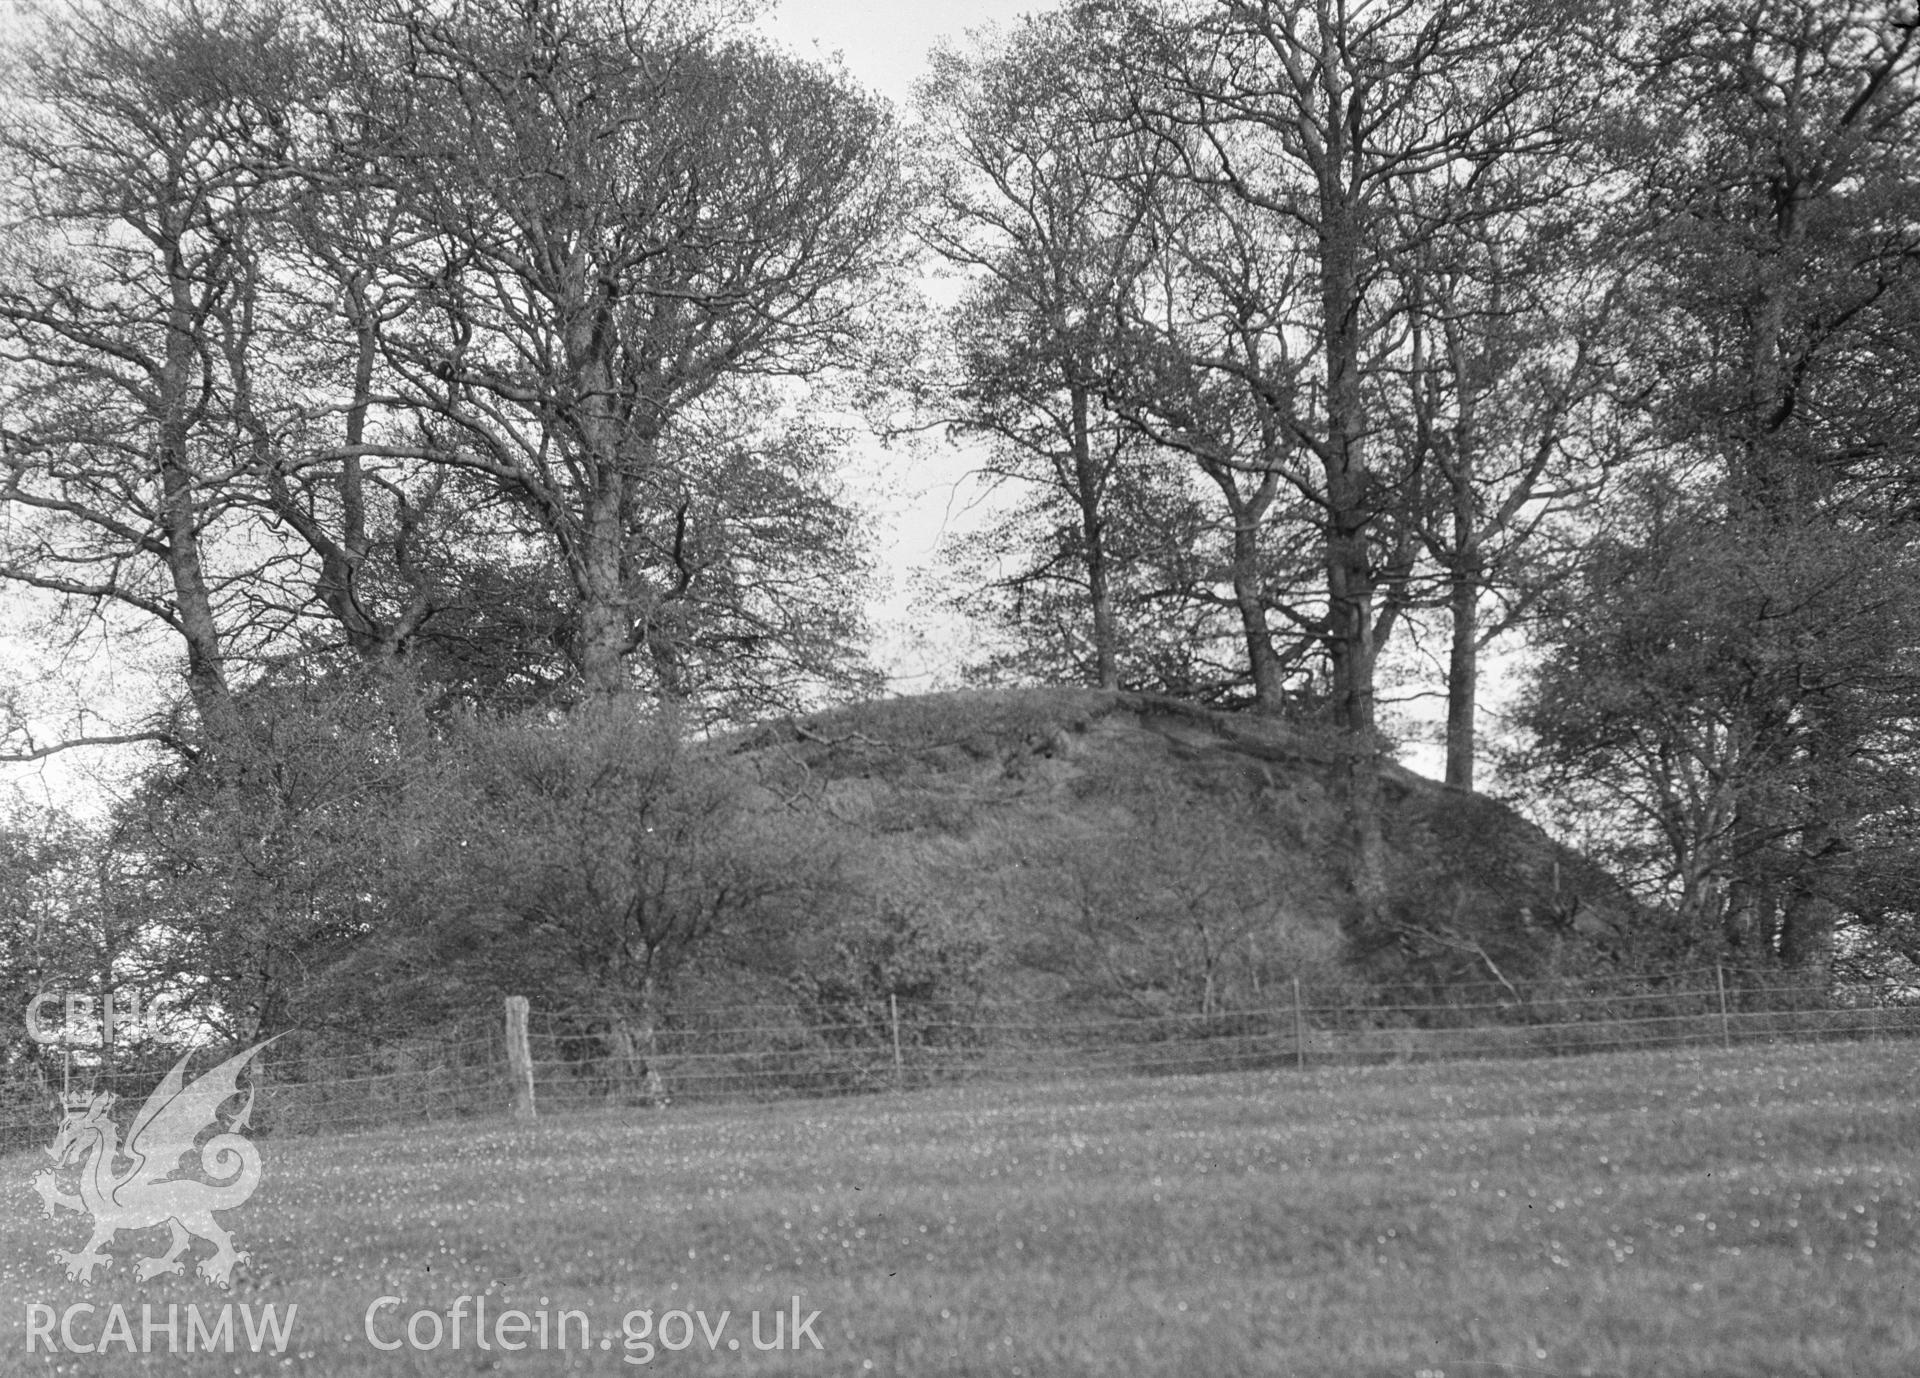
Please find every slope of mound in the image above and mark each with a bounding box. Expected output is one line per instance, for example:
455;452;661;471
724;688;1637;1011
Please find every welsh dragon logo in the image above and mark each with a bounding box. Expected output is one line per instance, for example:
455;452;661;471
30;1041;275;1289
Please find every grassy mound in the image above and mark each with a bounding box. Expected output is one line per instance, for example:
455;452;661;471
725;688;1640;1015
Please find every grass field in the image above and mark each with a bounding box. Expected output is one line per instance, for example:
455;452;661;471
4;1039;1916;1376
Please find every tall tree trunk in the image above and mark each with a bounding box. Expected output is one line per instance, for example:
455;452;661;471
1327;509;1389;934
315;288;380;652
1198;457;1286;712
1070;385;1120;690
1778;871;1836;973
1445;557;1480;791
1441;377;1482;791
570;331;637;699
575;507;632;700
1229;508;1287;713
1315;37;1388;928
161;263;237;746
605;970;668;1105
1778;803;1841;977
1086;536;1118;691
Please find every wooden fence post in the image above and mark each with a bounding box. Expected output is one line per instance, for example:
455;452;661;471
505;996;536;1121
1715;965;1731;1050
1293;977;1305;1070
890;993;904;1088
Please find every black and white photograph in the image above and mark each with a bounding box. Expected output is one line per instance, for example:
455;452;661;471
1;0;1916;1372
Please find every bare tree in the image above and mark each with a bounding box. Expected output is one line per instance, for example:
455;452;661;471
0;0;324;754
917;11;1181;692
1520;0;1920;973
1394;202;1637;789
1100;0;1589;917
339;0;906;706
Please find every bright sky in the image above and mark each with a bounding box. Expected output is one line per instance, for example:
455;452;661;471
753;1;1056;696
758;0;1041;101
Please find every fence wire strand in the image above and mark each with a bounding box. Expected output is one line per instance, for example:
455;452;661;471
3;972;1914;1145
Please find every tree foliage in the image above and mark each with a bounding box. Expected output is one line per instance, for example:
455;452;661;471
1513;0;1920;974
0;0;899;750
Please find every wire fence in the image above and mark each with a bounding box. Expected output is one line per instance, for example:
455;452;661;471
0;1022;507;1154
3;967;1915;1150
